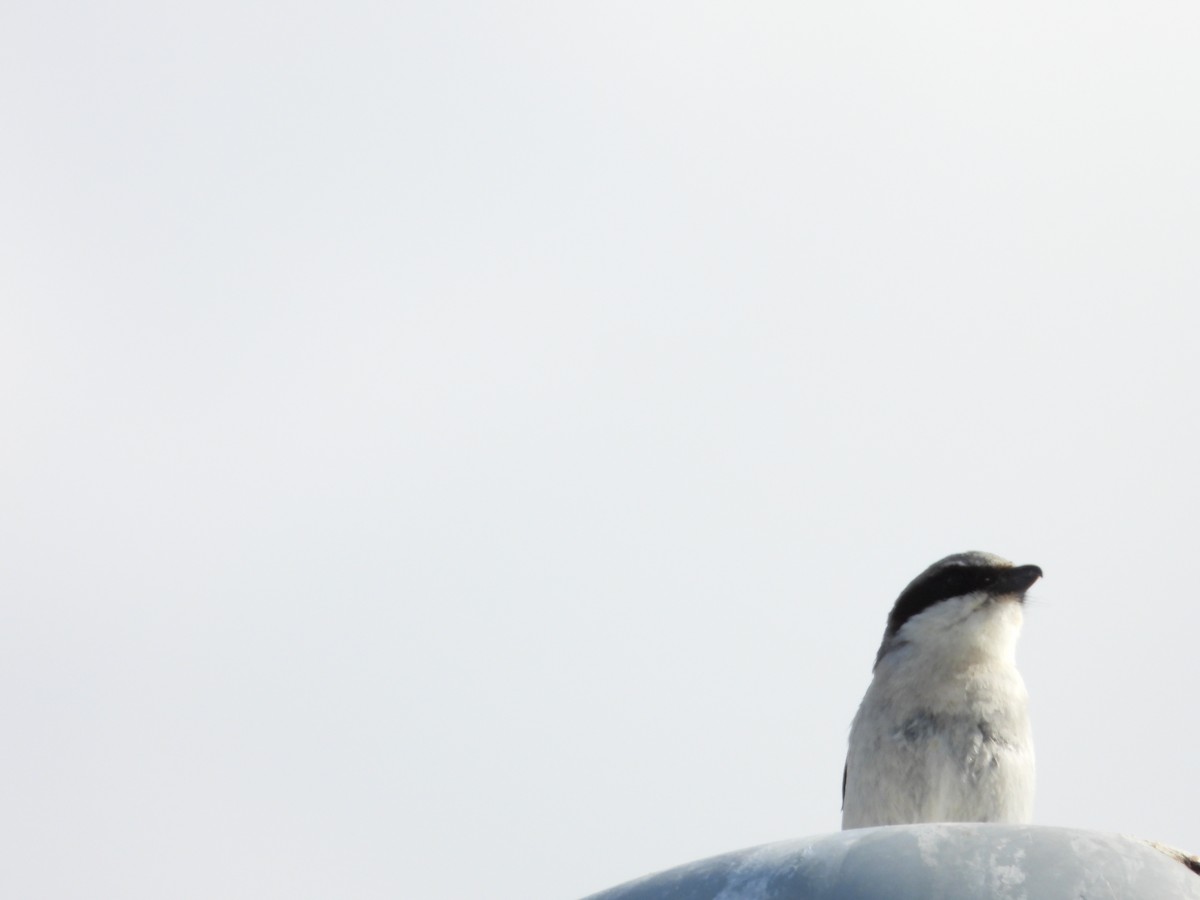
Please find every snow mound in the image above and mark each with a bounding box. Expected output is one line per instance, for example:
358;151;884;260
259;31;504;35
583;824;1200;900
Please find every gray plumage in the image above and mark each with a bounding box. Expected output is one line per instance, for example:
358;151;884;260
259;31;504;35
842;551;1041;829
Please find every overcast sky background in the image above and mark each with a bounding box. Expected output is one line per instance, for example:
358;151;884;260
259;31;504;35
4;2;1200;898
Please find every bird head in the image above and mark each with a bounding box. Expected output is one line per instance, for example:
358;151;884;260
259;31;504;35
875;551;1042;668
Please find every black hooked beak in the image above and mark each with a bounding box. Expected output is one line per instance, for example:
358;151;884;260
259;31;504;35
990;564;1042;597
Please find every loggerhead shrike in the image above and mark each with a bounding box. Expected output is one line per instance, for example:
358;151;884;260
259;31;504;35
841;552;1041;829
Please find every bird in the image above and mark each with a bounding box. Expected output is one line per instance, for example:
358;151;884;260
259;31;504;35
841;551;1041;829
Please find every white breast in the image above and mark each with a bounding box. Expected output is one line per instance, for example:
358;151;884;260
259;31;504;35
842;597;1035;829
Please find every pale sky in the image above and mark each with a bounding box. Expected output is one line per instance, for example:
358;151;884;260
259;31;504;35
3;2;1199;898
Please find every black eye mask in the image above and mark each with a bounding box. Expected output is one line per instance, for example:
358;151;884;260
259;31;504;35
885;564;1042;642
